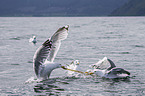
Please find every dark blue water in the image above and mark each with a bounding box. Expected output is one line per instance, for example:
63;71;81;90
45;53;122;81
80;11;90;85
0;17;145;95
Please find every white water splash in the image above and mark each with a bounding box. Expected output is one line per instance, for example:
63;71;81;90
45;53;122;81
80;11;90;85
25;77;42;84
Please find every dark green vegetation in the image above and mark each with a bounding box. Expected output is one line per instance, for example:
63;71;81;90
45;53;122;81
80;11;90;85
111;0;145;16
0;0;128;16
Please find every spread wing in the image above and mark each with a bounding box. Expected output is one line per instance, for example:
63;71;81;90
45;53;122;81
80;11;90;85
33;25;69;76
90;57;116;70
48;25;69;62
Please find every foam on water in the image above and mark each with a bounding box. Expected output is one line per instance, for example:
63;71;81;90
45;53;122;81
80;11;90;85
25;77;42;84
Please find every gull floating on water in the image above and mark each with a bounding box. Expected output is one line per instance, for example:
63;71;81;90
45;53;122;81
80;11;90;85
33;25;69;80
29;36;37;44
66;60;82;76
88;57;130;79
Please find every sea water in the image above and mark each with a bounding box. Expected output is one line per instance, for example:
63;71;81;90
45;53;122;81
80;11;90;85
0;17;145;95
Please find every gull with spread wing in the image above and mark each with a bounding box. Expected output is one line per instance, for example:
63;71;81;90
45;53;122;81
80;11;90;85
33;25;69;80
88;57;130;79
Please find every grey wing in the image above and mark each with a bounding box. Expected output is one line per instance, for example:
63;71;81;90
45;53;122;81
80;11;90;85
33;42;52;76
33;25;69;76
107;59;116;70
48;25;69;62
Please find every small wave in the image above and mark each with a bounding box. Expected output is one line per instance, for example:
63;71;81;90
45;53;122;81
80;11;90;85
73;25;81;28
119;52;130;54
11;63;20;65
133;45;144;48
10;37;21;40
27;61;33;64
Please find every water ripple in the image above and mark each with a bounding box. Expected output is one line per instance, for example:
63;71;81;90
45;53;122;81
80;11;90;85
10;37;21;40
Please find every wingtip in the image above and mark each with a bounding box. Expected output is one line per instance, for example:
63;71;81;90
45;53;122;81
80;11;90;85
65;25;69;30
65;25;69;28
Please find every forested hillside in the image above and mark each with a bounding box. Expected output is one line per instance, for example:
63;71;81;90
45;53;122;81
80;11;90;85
111;0;145;16
0;0;128;16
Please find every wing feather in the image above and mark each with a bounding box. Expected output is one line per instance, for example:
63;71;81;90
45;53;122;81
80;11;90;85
48;27;68;62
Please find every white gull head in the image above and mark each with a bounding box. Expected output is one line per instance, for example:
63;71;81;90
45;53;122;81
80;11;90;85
29;36;37;44
66;60;82;76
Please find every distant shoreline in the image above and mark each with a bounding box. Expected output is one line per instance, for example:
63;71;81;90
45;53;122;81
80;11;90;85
0;16;145;17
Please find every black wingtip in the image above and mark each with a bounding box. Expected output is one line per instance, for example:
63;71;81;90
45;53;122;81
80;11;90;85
64;25;69;30
107;59;116;70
